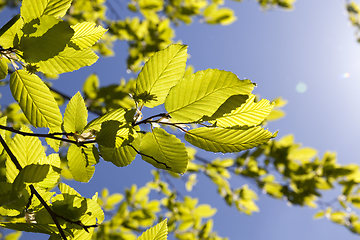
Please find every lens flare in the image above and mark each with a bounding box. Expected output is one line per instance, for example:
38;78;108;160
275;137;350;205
296;82;307;93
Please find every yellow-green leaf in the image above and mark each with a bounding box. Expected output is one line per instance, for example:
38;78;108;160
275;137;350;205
137;219;168;240
63;92;88;133
70;22;107;50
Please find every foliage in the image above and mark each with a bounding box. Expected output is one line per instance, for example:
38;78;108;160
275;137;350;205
0;0;359;239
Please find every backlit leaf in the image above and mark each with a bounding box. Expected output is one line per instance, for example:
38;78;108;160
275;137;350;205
36;46;99;74
135;44;187;108
83;73;99;99
137;219;168;240
21;0;73;23
63;92;88;133
165;69;255;123
0;14;23;49
139;128;188;174
10;70;62;130
67;145;96;183
0;58;8;80
13;164;50;190
185;126;276;153
0;222;71;236
209;94;274;127
71;22;107;50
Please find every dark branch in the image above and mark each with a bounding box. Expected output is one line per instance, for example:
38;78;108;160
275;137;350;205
133;113;168;126
128;144;171;169
0;125;95;146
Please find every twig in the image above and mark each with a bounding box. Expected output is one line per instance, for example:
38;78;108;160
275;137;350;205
133;113;168;126
128;144;171;169
0;125;95;146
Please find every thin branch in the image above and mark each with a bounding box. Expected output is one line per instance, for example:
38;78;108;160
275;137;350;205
0;134;22;170
106;0;121;19
48;86;71;101
161;170;184;199
29;185;68;240
128;144;171;169
0;125;96;146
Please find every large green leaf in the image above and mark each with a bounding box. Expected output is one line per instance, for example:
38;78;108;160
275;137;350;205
209;94;274;127
36;46;99;74
185;126;277;153
63;92;88;133
6;125;46;183
99;134;141;167
137;219;168;240
139;128;188;174
36;154;61;189
67;144;98;183
165;69;255;123
135;44;187;108
0;14;23;49
70;22;107;50
16;16;74;63
21;0;73;23
10;70;62;130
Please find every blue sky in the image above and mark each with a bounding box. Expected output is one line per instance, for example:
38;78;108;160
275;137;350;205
2;0;360;239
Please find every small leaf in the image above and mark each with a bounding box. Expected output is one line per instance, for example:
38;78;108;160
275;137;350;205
67;145;97;183
165;69;255;123
209;94;274;127
185;127;276;153
135;44;187;108
70;22;107;50
137;219;168;240
63;92;88;133
139;128;188;174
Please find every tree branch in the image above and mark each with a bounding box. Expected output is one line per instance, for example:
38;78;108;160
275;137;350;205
0;125;96;146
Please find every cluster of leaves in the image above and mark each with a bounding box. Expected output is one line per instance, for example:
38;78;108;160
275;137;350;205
346;1;360;42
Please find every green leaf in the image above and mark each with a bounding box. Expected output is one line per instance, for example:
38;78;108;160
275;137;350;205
99;134;141;167
195;204;217;218
185;126;276;153
0;14;23;49
0;58;8;80
17;16;74;63
67;145;98;182
13;164;50;190
165;69;255;123
63;92;88;133
36;46;99;74
83;73;99;99
10;70;62;130
135;44;188;108
70;22;107;50
139;128;188;174
6;125;46;183
209;94;274;127
20;0;73;23
137;219;168;240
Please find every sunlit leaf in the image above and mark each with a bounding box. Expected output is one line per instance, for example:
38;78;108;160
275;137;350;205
83;73;99;99
0;222;71;236
139;128;188;174
165;69;255;122
13;164;50;190
0;58;8;80
0;14;23;49
67;145;97;183
36;46;99;74
137;219;168;240
70;22;107;50
135;44;187;108
185;126;276;153
209;94;274;127
63;92;88;133
10;70;62;130
21;0;73;23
